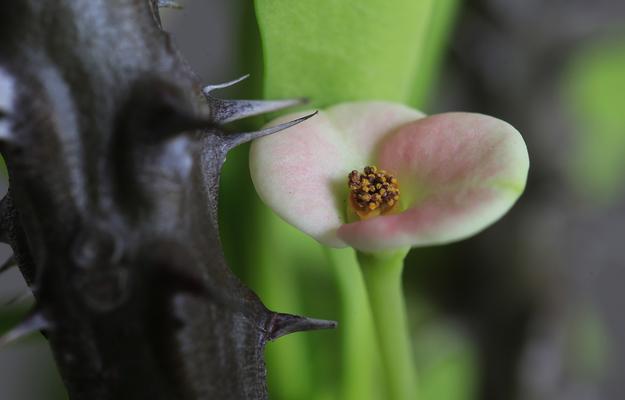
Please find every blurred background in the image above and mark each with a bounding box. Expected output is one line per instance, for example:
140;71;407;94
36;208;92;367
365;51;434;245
1;1;624;399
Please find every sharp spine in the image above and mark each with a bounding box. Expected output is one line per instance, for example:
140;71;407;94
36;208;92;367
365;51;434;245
0;255;16;274
223;111;317;149
202;75;250;93
3;291;33;307
268;312;337;341
207;98;305;124
202;75;306;123
157;0;183;9
0;311;50;348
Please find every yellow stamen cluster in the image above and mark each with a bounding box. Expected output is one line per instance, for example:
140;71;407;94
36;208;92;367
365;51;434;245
348;166;400;219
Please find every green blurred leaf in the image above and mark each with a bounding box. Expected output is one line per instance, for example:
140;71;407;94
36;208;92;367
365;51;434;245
255;0;434;108
564;38;625;203
415;320;476;400
410;0;459;109
254;211;339;400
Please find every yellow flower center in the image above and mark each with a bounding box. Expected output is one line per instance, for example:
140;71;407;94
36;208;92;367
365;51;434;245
348;165;400;220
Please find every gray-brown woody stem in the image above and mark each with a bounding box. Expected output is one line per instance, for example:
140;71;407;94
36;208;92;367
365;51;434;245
0;1;333;399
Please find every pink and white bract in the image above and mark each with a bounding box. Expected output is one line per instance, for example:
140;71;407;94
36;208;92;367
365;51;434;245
250;101;529;252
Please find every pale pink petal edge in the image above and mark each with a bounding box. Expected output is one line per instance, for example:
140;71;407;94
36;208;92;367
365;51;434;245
249;102;426;248
337;112;529;252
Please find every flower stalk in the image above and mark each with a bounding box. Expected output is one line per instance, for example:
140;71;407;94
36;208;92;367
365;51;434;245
358;248;417;400
326;248;381;400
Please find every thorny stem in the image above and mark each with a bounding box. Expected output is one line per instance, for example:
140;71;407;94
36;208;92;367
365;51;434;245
325;247;381;400
358;247;418;400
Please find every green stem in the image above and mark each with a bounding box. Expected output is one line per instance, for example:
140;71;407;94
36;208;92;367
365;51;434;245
326;248;381;400
253;211;313;399
358;248;417;400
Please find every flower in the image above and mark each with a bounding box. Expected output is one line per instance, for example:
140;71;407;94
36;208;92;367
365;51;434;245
250;101;529;252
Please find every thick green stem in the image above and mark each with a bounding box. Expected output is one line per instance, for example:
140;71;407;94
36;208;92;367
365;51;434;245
358;248;417;400
326;248;381;400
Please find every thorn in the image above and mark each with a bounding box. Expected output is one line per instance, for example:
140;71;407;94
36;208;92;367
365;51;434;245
202;75;250;94
3;290;33;307
268;312;337;341
205;98;306;124
223;111;317;149
158;0;183;9
0;255;16;274
202;75;305;123
0;311;50;348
